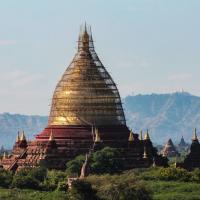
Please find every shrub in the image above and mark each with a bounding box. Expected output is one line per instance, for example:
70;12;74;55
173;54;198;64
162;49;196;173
57;181;67;191
0;168;13;188
42;170;67;191
191;168;200;183
87;173;152;200
66;155;85;176
29;167;47;182
11;167;47;190
159;167;191;182
12;175;39;189
91;147;123;174
68;180;99;200
100;182;152;200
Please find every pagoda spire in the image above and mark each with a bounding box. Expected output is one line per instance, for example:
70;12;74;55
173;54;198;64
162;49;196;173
20;131;26;141
193;128;198;141
16;131;20;143
140;130;143;140
94;128;101;142
128;129;134;142
3;152;6;159
144;129;150;140
78;23;90;52
49;129;54;141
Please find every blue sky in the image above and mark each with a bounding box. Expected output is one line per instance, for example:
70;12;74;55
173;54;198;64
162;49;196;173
0;0;200;115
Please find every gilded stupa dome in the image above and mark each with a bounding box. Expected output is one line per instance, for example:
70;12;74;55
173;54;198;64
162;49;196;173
48;25;126;126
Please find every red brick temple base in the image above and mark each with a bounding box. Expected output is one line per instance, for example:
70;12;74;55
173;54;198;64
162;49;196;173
1;125;167;172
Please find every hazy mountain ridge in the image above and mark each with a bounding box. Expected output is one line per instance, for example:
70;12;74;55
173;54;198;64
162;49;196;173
124;92;200;144
1;92;200;147
0;113;48;148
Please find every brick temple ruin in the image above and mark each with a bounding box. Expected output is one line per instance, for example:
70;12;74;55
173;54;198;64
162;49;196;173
0;25;172;172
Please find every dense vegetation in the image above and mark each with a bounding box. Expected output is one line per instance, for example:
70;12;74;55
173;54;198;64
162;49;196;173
66;147;123;176
1;147;200;200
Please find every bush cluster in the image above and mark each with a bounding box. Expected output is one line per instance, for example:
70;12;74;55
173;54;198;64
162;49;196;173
0;168;13;188
66;147;124;176
12;167;47;189
87;173;152;200
139;167;200;183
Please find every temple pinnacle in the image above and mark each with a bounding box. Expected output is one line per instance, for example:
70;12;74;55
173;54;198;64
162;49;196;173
16;131;20;143
192;128;198;141
144;129;150;140
20;131;26;141
128;129;134;142
49;129;54;141
140;130;143;140
3;152;6;159
94;128;101;142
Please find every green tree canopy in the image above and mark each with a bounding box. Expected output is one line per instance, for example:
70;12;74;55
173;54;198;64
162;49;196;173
91;147;123;174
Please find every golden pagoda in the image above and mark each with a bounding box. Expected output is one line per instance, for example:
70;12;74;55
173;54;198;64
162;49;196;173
1;24;168;172
48;24;125;126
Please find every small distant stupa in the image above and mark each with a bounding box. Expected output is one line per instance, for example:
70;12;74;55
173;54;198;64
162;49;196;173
179;136;187;147
182;128;200;169
178;136;188;151
162;138;179;157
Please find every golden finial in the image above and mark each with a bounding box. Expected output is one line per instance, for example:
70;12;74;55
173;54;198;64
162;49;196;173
3;152;6;159
193;128;198;141
20;131;26;141
143;147;148;159
144;129;150;140
128;130;134;142
94;128;101;142
140;130;143;140
16;131;20;143
49;129;54;141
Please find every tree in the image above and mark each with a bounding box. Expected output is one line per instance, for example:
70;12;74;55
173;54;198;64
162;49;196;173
11;167;46;190
66;155;85;176
42;170;67;191
101;182;152;200
91;147;123;174
29;167;47;182
68;180;99;200
0;168;13;188
12;175;39;189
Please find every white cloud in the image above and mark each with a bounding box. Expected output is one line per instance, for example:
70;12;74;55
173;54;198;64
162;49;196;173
114;56;151;69
0;70;45;87
0;40;16;46
168;73;192;82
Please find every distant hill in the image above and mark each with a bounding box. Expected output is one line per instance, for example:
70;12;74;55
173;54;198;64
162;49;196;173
124;92;200;144
1;92;200;148
0;113;47;148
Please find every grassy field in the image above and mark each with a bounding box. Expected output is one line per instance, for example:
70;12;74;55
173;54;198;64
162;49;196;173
146;181;200;200
0;188;67;200
1;181;200;200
